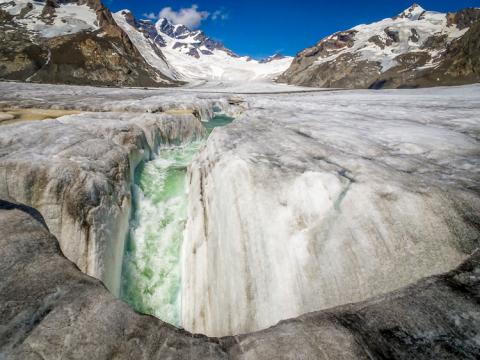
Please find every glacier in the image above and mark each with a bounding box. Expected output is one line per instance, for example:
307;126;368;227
0;81;479;339
182;84;480;336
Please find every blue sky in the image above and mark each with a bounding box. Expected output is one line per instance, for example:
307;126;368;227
107;1;480;58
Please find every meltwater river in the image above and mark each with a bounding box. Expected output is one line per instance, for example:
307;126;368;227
120;114;233;326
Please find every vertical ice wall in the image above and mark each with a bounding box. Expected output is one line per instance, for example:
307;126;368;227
182;105;480;337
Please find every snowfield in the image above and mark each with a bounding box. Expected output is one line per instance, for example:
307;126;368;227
0;81;479;338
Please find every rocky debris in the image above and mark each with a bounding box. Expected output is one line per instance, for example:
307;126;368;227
0;0;178;86
187;47;200;58
278;6;480;89
40;0;59;24
0;113;15;122
449;8;480;29
0;199;479;359
396;3;425;20
17;1;33;18
409;28;420;42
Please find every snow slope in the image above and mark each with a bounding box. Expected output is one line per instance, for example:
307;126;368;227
113;10;293;82
112;10;179;81
1;0;99;38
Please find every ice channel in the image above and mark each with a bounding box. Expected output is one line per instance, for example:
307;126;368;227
120;114;234;326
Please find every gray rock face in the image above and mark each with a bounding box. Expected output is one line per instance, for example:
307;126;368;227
278;6;480;89
0;0;178;86
1;200;479;359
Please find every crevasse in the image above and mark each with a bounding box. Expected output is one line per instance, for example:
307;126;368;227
120;115;234;326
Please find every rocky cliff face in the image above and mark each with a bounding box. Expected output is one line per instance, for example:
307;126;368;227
0;0;178;86
1;200;479;359
278;5;480;88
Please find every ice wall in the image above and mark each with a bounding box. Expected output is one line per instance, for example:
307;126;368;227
182;89;480;336
0;112;205;295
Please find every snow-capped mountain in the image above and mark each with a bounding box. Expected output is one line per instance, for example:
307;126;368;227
1;1;478;89
113;10;293;82
0;0;177;86
279;4;480;88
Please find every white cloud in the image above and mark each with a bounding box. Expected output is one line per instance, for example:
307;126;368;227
143;12;158;20
212;9;229;21
159;5;210;29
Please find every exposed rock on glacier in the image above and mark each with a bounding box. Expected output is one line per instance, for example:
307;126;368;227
0;110;206;295
184;85;480;336
278;5;480;88
1;200;480;359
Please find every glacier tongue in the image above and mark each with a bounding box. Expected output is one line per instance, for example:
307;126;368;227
182;86;480;336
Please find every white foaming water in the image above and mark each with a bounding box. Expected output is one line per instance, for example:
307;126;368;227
121;114;233;327
121;141;203;326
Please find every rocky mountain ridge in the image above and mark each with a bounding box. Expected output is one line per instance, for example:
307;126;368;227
113;10;293;82
0;0;178;86
278;4;480;88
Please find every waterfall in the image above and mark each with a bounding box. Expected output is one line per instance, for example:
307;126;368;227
121;115;233;326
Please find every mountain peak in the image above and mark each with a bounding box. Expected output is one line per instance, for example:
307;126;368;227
398;4;425;20
155;17;191;39
259;53;286;63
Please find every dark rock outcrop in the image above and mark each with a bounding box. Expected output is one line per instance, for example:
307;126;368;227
1;200;479;359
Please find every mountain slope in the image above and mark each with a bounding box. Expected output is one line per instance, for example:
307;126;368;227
0;0;178;86
113;10;293;82
278;5;480;89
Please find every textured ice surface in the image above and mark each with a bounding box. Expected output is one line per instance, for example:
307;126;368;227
1;81;479;338
183;85;480;336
